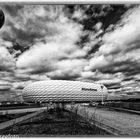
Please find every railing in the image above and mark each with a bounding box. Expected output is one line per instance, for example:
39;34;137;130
0;107;48;115
0;108;47;130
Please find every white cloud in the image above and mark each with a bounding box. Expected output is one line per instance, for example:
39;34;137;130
14;72;30;80
86;6;140;72
1;5;140;96
102;6;140;54
99;43;121;55
103;6;140;47
95;22;102;31
47;59;87;79
0;39;13;48
0;80;12;91
72;8;87;21
81;71;95;79
121;80;136;86
133;74;140;81
30;74;50;81
85;55;111;71
81;70;115;80
13;81;32;89
16;5;86;75
95;78;122;86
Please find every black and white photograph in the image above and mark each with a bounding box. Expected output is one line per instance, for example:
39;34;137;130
0;2;140;137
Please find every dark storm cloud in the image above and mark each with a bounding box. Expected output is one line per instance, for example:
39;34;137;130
1;5;63;46
0;71;15;82
81;70;116;81
10;25;46;45
76;5;131;59
0;79;12;91
14;5;87;77
99;59;140;75
3;4;23;17
0;45;15;72
107;84;122;89
48;71;80;80
86;6;140;72
14;73;30;81
81;5;129;31
0;4;140;96
78;5;140;95
16;5;140;93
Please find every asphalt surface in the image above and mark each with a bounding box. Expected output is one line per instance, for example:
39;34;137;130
69;105;140;136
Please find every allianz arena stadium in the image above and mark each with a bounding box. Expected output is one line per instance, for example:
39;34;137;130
22;80;108;103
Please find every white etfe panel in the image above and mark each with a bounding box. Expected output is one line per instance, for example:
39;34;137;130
22;80;108;103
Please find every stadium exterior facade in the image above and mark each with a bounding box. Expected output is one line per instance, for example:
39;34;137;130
22;80;108;103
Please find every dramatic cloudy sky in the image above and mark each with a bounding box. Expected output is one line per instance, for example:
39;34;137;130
0;4;140;100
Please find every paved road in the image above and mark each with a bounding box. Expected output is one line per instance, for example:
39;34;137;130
67;105;140;136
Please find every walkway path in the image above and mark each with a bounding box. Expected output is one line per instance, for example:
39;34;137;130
66;104;140;136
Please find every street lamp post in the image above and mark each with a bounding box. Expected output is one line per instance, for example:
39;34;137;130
101;85;104;105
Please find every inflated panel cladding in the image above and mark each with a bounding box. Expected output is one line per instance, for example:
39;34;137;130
23;80;108;103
